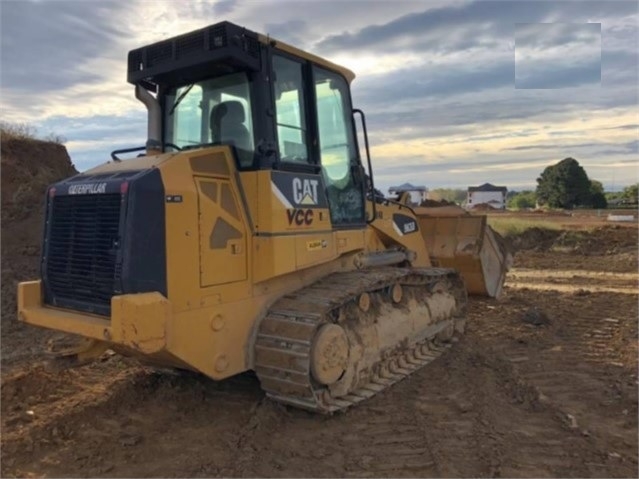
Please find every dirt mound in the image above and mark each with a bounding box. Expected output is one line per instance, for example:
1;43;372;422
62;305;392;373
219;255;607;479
553;225;638;255
507;227;562;251
1;137;77;365
471;202;497;211
1;137;76;225
420;198;455;207
508;225;638;255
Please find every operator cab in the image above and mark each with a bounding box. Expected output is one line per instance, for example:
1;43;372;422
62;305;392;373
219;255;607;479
128;21;370;226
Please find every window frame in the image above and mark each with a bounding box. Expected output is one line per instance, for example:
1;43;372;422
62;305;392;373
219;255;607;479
311;64;366;227
311;66;360;176
159;69;263;171
270;49;320;174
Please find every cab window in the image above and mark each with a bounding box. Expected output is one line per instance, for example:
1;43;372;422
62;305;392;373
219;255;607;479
164;72;255;167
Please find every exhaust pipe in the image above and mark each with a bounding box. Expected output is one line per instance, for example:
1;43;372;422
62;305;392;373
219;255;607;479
135;84;162;155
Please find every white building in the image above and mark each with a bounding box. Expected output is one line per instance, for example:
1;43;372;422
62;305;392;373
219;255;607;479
466;183;507;210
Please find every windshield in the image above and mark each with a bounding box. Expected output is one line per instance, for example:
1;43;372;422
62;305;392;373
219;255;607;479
164;72;254;166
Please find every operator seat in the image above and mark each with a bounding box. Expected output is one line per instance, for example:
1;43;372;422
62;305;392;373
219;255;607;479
210;100;251;153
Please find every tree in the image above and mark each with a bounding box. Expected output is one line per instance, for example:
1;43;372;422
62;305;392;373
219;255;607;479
536;158;593;209
507;190;536;209
622;183;638;204
605;191;621;202
589;180;607;209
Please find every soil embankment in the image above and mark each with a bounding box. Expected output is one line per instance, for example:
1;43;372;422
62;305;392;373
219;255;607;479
1;136;77;365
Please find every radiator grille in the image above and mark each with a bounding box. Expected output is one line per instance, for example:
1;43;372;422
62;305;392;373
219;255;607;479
45;194;122;314
147;42;172;67
176;30;205;58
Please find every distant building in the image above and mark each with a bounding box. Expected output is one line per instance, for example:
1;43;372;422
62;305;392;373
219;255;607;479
388;183;428;205
466;183;507;210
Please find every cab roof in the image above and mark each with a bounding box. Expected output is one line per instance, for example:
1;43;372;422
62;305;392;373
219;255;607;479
127;21;355;87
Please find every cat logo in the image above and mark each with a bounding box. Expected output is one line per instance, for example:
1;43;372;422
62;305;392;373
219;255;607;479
271;171;327;209
292;177;319;206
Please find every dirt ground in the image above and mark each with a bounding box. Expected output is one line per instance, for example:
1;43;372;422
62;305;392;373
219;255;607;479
1;139;637;478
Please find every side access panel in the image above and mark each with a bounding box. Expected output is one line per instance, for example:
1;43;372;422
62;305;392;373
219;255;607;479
196;177;247;286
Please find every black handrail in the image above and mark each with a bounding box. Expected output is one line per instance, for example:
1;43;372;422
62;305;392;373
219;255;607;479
111;146;146;161
111;143;182;161
353;108;376;224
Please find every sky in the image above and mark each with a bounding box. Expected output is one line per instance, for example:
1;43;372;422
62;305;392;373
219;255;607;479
1;0;637;193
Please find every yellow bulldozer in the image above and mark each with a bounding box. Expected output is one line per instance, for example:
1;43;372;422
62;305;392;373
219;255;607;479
18;22;510;413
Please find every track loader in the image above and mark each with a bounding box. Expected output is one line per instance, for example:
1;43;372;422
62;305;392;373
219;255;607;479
18;22;508;413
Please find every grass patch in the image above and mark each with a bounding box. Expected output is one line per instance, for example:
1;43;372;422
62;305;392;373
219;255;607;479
487;217;564;237
0;121;66;144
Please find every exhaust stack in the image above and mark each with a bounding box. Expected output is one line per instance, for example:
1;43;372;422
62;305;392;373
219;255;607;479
135;84;162;155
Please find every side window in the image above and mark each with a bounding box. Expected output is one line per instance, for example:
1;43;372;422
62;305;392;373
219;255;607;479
273;55;310;163
164;72;255;168
314;67;364;225
171;84;203;146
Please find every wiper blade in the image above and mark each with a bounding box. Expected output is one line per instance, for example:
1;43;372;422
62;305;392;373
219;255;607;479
168;83;195;115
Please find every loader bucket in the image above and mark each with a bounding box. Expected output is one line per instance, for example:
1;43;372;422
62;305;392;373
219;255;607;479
415;206;512;298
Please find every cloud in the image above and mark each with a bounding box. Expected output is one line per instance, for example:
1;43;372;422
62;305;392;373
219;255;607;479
213;0;237;17
515;23;602;89
35;113;148;170
514;22;601;50
504;142;604;152
263;19;309;48
317;0;636;54
515;59;602;89
355;61;514;107
0;0;127;92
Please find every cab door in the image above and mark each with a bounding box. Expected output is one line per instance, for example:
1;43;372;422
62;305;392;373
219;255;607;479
312;66;366;227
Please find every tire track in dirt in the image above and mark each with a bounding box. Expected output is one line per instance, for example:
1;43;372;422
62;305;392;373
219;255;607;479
412;340;603;478
223;341;506;478
468;271;638;478
1;365;266;477
507;268;638;295
510;300;638;476
409;349;506;478
337;410;437;477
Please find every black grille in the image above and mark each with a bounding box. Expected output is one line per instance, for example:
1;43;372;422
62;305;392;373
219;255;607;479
243;36;260;59
45;194;122;314
127;21;261;85
128;49;143;73
176;31;205;58
147;42;173;68
209;25;227;49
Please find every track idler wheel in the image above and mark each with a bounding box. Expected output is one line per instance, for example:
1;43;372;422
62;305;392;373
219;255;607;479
310;324;349;385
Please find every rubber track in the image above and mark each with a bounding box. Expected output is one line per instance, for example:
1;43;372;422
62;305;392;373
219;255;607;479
254;267;466;413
